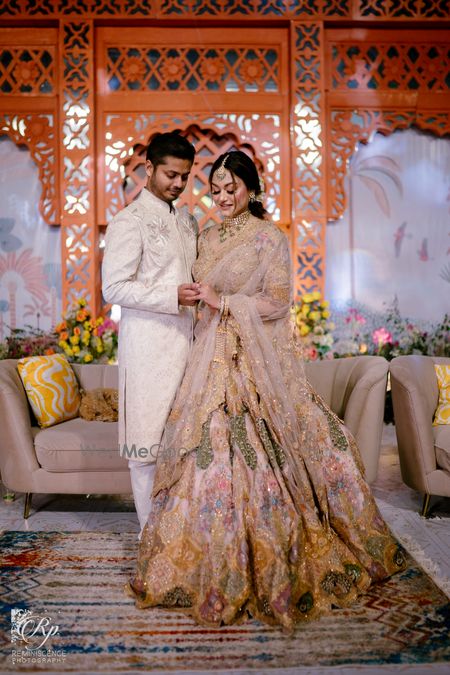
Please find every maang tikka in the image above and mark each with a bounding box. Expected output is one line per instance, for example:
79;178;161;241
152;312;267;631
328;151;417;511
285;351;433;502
215;154;228;181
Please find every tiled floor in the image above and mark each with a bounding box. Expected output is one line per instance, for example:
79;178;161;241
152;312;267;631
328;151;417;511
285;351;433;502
1;425;449;675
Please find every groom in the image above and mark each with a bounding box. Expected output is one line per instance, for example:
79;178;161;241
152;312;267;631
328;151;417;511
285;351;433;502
102;132;199;538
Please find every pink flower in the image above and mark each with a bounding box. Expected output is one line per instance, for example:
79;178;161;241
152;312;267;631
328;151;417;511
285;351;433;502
372;327;393;346
307;346;319;361
346;308;366;324
97;318;116;336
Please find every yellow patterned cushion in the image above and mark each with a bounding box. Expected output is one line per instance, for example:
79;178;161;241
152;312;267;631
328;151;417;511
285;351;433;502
433;364;450;426
17;354;80;428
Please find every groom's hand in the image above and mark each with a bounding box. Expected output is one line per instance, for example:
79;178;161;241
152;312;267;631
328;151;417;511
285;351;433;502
178;283;200;306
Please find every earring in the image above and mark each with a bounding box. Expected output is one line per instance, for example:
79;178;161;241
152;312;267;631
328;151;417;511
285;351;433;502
249;191;256;202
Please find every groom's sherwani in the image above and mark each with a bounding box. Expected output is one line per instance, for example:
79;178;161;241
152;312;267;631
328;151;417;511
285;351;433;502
102;188;197;463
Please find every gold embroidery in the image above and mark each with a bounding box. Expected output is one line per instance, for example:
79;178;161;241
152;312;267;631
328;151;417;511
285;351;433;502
255;418;286;469
230;413;257;470
196;413;214;469
161;586;193;608
313;392;349;452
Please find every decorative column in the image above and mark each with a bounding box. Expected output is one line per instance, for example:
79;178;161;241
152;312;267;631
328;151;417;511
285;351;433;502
59;20;99;314
290;22;327;300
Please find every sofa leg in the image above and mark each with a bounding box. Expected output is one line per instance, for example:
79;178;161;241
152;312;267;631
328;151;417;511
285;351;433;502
24;493;32;519
421;493;431;518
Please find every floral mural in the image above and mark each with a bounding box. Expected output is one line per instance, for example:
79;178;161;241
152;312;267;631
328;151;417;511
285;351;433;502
0;137;61;340
326;128;450;323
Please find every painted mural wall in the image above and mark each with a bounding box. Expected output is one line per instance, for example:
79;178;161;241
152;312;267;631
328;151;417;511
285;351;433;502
0;137;61;340
325;129;450;323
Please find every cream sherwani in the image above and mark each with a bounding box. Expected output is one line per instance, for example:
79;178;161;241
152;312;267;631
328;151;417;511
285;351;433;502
102;188;197;464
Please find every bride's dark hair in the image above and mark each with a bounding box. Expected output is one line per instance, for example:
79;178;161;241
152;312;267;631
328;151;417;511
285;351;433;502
209;151;267;219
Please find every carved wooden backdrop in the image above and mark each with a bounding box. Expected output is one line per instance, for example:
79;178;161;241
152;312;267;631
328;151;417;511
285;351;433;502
0;1;448;315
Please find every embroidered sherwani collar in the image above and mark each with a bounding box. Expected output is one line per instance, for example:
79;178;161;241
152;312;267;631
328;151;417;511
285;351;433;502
140;187;177;214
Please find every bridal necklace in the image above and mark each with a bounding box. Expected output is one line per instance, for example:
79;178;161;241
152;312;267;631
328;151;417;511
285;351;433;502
218;209;250;243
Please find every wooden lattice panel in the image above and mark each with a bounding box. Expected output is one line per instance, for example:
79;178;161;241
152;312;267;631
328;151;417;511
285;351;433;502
329;33;450;92
0;0;352;19
0;114;58;225
102;112;287;229
59;21;99;313
328;109;450;221
356;0;449;19
106;45;280;93
0;47;54;95
0;0;446;20
290;22;326;300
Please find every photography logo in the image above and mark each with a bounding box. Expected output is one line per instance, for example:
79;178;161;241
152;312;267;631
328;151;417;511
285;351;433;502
10;608;67;665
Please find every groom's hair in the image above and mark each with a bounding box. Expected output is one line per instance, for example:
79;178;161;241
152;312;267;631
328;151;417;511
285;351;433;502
146;132;195;167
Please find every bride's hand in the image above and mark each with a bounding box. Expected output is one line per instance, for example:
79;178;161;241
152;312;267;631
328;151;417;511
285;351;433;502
196;283;220;310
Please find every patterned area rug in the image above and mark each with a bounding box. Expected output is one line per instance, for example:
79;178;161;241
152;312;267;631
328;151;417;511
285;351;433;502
0;531;449;673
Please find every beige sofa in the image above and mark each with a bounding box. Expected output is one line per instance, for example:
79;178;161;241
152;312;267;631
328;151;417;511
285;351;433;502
390;355;450;516
0;360;131;518
0;355;388;519
304;355;389;484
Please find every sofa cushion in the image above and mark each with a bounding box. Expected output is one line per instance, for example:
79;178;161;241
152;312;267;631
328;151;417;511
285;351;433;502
433;364;450;426
17;354;80;428
33;418;125;472
435;425;450;472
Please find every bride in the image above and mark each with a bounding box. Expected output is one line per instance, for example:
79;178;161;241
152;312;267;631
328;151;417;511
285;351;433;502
126;150;406;632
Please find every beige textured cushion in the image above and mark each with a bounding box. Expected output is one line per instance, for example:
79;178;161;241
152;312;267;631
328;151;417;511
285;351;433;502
33;418;124;472
435;425;450;472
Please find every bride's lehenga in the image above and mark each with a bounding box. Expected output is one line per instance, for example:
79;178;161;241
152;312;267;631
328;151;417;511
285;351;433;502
127;215;406;632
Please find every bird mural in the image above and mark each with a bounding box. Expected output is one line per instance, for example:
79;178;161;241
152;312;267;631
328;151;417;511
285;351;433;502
417;238;430;262
393;222;411;258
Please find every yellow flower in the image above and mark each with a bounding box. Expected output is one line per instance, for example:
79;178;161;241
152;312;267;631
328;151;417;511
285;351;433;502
96;317;104;326
320;300;330;308
322;310;330;318
70;335;80;345
299;324;311;336
301;304;310;317
78;298;87;307
312;291;321;301
82;331;90;345
83;320;92;330
302;293;313;303
309;311;321;322
84;353;93;363
65;347;74;357
58;339;68;349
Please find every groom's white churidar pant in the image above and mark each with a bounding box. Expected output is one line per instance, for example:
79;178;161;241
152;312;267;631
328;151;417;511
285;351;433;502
128;460;156;539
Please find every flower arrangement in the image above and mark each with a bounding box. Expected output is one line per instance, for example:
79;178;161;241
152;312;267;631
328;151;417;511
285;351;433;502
291;291;335;360
54;298;118;364
0;327;58;360
332;299;450;360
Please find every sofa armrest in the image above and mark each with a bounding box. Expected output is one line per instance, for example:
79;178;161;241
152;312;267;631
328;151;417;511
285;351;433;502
341;358;388;483
390;359;437;493
0;376;40;492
